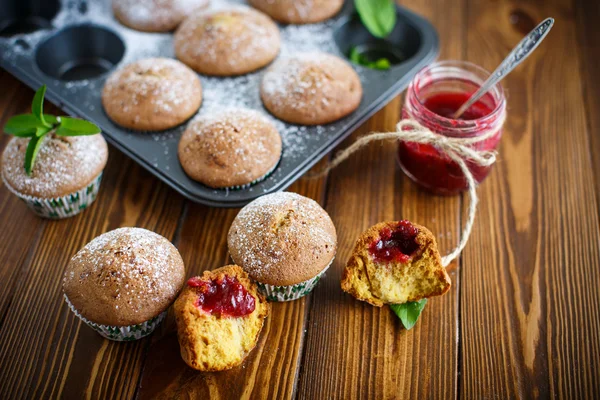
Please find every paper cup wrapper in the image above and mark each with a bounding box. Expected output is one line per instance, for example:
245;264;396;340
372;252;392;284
225;160;279;190
255;259;333;302
4;172;103;219
64;294;165;341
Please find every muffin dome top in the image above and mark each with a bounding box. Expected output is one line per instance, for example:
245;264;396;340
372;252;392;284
1;134;108;198
102;57;202;131
178;108;282;189
248;0;344;24
228;192;337;286
63;227;185;326
260;52;363;125
113;0;210;32
174;4;280;76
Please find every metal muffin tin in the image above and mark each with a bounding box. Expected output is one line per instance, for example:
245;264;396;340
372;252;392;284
0;0;438;207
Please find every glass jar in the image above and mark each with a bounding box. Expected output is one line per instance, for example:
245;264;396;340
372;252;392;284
398;61;506;195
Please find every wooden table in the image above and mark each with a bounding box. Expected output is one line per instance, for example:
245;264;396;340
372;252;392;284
1;0;599;398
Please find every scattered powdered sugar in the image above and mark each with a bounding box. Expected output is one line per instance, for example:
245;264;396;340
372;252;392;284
2;134;107;198
0;0;358;183
228;192;336;279
114;0;209;29
68;227;183;308
103;57;201;115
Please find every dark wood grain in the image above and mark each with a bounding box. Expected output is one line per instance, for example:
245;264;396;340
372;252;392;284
0;98;186;399
295;0;466;397
1;0;599;397
460;0;600;398
137;168;328;400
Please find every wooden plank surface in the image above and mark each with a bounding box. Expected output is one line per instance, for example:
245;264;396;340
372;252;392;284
1;0;599;398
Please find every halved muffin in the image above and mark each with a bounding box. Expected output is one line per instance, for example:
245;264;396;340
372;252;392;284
341;221;451;307
174;265;270;371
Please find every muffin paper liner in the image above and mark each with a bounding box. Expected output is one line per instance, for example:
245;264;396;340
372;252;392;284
64;294;166;341
255;259;333;302
224;159;280;191
3;172;103;219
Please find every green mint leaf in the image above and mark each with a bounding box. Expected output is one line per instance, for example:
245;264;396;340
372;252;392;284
44;114;58;125
390;299;427;330
355;0;397;38
56;117;101;136
349;46;362;64
32;85;51;128
4;114;43;137
24;133;45;176
373;58;391;70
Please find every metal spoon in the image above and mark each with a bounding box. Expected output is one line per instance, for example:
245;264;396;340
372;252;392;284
452;17;555;119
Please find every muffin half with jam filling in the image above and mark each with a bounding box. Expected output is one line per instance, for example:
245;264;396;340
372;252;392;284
341;220;451;306
174;265;270;371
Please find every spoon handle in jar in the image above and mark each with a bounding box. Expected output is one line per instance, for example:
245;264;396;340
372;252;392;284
452;17;555;119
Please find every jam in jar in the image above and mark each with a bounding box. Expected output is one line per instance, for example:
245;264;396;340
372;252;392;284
398;61;506;195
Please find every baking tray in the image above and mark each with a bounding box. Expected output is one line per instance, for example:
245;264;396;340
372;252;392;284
0;0;438;207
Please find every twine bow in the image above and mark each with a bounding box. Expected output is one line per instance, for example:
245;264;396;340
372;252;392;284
313;117;505;267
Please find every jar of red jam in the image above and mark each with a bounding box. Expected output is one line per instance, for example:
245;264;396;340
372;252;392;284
398;61;506;195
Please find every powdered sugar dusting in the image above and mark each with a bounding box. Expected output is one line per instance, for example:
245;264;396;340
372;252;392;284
114;0;209;31
1;134;108;198
64;227;185;323
103;57;201;118
228;192;337;283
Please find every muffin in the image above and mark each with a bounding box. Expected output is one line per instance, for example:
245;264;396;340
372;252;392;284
248;0;344;24
178;108;282;189
1;133;108;219
63;227;186;341
341;221;451;307
261;52;363;125
174;265;270;371
113;0;210;32
174;5;280;76
228;192;336;301
102;58;203;131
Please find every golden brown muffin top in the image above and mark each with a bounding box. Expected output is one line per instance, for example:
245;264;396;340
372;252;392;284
174;5;280;76
113;0;210;32
260;52;363;125
228;192;337;286
178;108;282;188
63;227;185;326
101;57;202;131
1;134;108;198
248;0;344;24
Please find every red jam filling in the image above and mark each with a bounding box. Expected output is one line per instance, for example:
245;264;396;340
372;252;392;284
399;91;501;195
187;276;255;317
369;220;419;263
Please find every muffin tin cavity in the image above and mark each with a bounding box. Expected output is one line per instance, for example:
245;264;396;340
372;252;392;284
0;0;60;37
333;11;422;67
1;0;438;207
35;25;125;81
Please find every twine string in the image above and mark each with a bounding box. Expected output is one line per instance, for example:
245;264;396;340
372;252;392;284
312;118;504;267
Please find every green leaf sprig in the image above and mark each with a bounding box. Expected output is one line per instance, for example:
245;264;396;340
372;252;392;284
349;47;392;70
355;0;397;38
390;299;427;330
3;85;101;176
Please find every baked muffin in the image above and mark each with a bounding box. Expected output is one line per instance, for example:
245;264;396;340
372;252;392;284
178;108;282;189
1;133;108;219
248;0;344;24
102;58;202;131
261;52;363;125
174;265;269;371
341;221;451;307
113;0;210;32
228;192;336;301
63;227;186;341
174;5;280;76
